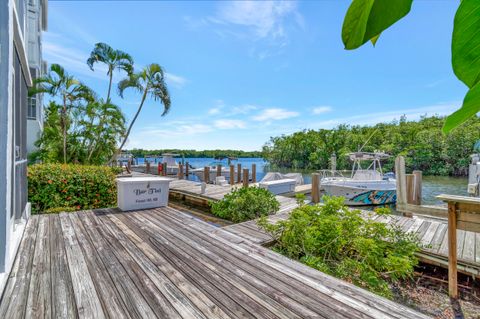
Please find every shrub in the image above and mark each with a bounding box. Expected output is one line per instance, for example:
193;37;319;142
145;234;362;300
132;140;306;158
28;163;119;213
258;196;420;298
210;187;280;223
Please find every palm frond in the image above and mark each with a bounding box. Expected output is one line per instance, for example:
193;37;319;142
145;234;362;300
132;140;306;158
117;73;143;98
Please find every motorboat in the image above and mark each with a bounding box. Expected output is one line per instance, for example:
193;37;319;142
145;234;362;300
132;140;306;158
320;152;396;206
191;160;234;183
161;153;181;175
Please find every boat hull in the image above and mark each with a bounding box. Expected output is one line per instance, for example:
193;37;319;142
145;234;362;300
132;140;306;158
322;183;396;206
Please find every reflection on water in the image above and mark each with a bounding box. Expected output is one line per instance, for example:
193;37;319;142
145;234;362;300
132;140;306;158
422;175;468;205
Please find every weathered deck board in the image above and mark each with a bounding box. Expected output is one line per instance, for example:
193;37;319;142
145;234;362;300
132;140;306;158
0;207;428;318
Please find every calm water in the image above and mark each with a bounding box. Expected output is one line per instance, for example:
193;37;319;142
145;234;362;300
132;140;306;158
137;157;468;205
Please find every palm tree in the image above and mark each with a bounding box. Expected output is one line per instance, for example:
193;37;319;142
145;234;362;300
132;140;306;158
112;63;171;162
86;43;133;159
86;42;133;103
29;64;91;163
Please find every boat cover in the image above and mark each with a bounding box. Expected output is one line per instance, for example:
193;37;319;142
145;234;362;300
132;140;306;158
260;172;304;185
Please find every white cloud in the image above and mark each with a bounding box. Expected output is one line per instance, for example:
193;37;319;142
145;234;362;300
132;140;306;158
214;119;246;129
312;106;332;115
253;108;299;121
216;1;298;40
165;73;187;88
230;104;257;115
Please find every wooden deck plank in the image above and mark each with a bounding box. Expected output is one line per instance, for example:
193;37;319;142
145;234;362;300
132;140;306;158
0;216;39;319
102;211;231;319
77;211;173;319
92;210;219;319
67;213;130;318
0;206;431;319
50;214;77;319
160;208;427;319
25;214;51;319
151;209;378;319
59;213;106;319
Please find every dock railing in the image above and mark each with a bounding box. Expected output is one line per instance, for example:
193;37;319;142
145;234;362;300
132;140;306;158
437;194;480;298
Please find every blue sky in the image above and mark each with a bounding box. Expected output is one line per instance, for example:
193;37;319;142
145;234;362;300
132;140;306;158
44;1;464;151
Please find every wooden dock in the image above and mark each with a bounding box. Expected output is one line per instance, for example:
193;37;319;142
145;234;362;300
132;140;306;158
169;179;480;277
0;207;428;318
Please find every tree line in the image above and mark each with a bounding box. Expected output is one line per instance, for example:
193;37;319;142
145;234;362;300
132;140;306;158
29;42;170;165
126;149;262;159
262;116;480;176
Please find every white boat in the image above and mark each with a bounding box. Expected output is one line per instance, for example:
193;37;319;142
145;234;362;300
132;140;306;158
190;160;234;183
320;152;396;206
161;153;181;175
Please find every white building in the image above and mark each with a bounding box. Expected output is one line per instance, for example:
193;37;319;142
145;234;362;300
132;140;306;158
26;0;47;154
0;0;48;293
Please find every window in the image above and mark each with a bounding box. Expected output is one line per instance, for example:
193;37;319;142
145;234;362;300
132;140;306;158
27;96;36;120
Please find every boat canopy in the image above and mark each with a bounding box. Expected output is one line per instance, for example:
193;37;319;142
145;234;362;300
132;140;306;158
161;153;180;166
347;152;390;161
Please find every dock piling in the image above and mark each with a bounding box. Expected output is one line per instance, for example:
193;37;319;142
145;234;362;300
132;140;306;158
185;162;189;177
204;166;210;184
230;165;235;186
237;163;242;183
312;173;320;204
252;164;256;183
217;165;222;177
178;164;184;179
146;161;151;174
243;168;249;187
162;163;167;176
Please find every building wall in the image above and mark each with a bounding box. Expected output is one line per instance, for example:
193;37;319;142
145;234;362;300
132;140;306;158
26;0;46;154
0;0;39;294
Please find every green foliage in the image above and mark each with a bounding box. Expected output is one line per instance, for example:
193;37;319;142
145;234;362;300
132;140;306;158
210;187;280;223
263;115;480;176
258;196;420;298
126;148;263;159
28;164;118;213
341;0;480;133
114;63;171;162
342;0;412;49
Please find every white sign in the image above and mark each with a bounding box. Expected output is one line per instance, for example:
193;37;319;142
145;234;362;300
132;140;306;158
117;177;172;211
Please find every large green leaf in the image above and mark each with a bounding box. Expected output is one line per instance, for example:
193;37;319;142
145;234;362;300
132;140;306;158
452;0;480;88
342;0;413;50
443;82;480;133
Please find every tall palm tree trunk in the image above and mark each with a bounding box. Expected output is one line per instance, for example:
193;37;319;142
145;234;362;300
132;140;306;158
110;89;147;163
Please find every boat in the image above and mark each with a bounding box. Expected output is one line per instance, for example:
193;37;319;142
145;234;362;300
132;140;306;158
191;159;234;182
116;152;135;166
161;153;181;175
320;152;396;206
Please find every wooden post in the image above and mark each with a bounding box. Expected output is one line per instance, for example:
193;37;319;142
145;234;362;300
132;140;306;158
204;166;210;184
185;162;189;177
127;159;132;172
406;174;414;204
237;163;242;183
178;164;184;179
251;164;256;183
312;173;320;204
230;165;235;186
447;202;458;298
216;165;222;177
162;163;167;176
413;170;422;205
146;161;151;174
243;168;249;187
395;156;407;209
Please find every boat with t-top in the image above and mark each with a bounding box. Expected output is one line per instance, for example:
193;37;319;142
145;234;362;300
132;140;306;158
320;152;396;206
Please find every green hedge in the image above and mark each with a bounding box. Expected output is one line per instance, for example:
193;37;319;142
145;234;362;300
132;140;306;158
28;164;119;213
